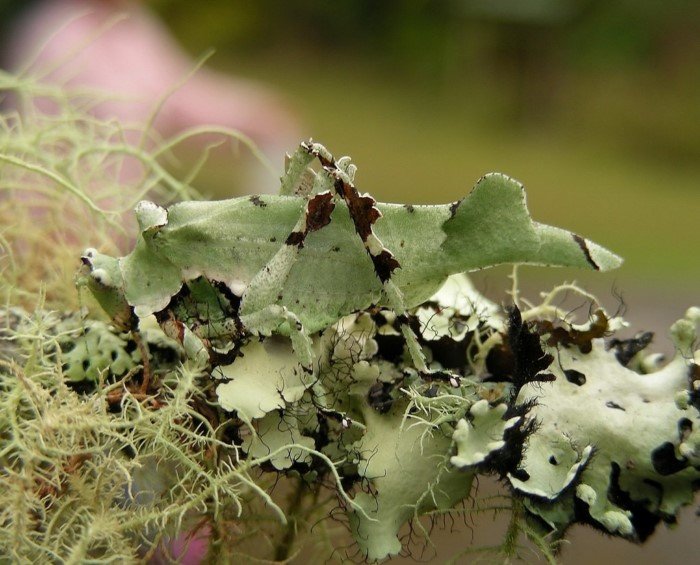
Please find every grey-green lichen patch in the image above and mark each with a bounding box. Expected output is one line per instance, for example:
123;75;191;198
214;337;310;422
59;320;136;382
348;405;474;561
508;435;592;500
451;400;521;468
7;279;700;561
60;256;700;559
512;310;700;540
421;274;503;336
287;278;494;561
1;308;182;383
241;410;315;470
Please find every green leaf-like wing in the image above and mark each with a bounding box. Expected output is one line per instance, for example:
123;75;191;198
441;173;621;273
82;168;622;337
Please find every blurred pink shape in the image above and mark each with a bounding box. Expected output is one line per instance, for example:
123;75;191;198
5;0;300;189
152;524;211;565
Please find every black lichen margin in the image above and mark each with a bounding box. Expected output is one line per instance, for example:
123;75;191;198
411;301;479;375
479;399;539;479
650;442;688;476
371;310;406;363
605;462;665;542
608;332;654;366
485;305;555;399
284;192;335;248
689;362;700;411
367;381;395;414
564;369;586;386
519;456;663;544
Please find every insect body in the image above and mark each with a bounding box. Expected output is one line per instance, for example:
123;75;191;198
79;142;622;371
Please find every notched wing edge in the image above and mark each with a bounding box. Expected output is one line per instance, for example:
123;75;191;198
442;172;623;273
135;200;168;232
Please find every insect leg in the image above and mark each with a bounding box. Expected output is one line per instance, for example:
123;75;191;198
301;141;429;373
281;139;350;197
279;143;316;196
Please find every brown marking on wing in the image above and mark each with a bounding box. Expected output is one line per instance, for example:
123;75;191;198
284;192;335;248
573;234;600;271
306;191;335;232
285;231;306;247
373;250;401;283
301;140;401;283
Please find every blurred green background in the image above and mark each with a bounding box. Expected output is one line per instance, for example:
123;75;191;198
153;0;700;292
150;2;699;562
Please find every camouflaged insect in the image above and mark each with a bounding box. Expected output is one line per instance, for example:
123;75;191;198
78;141;622;373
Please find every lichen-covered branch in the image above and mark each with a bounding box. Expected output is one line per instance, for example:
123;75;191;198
3;275;697;562
0;77;696;561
